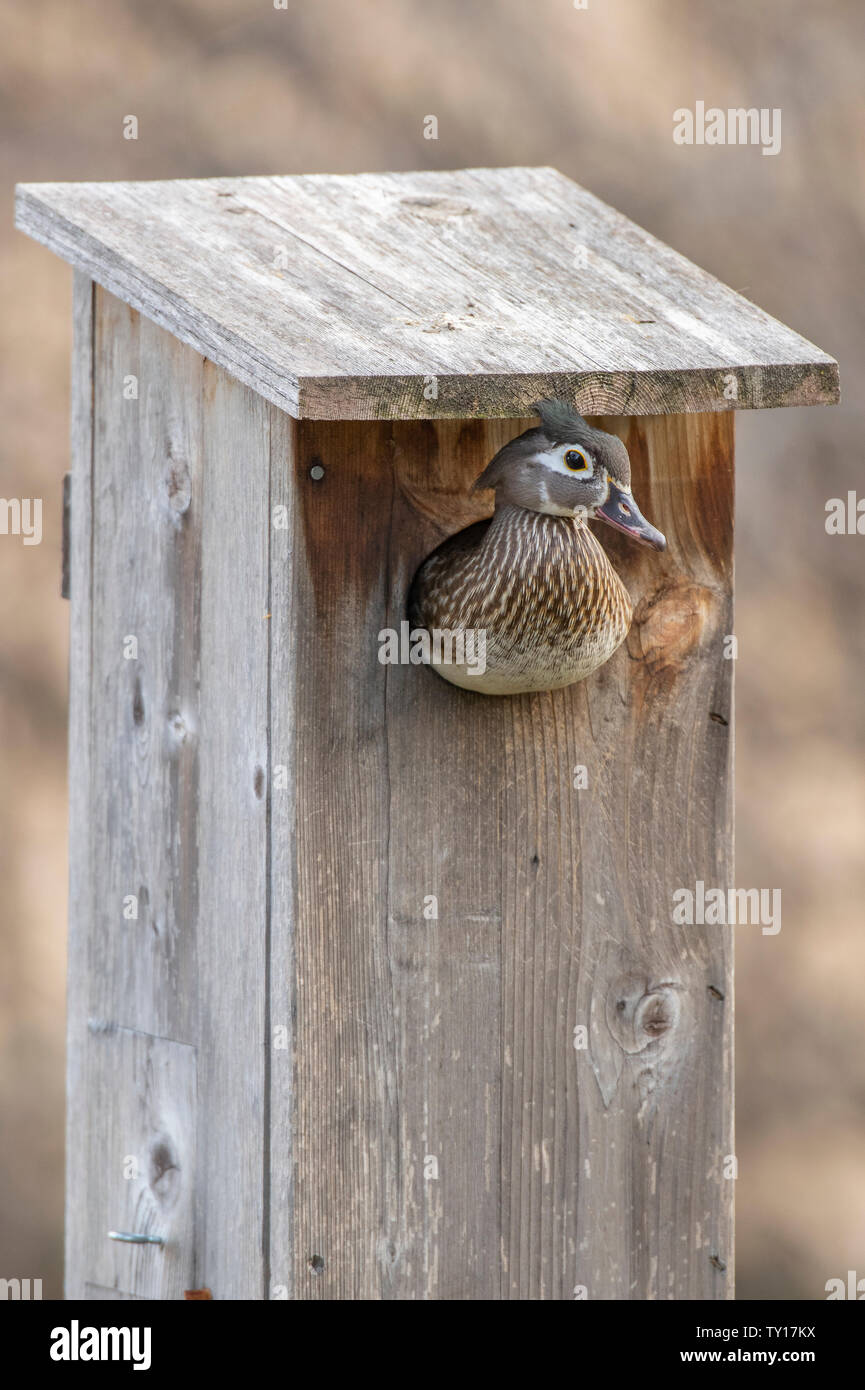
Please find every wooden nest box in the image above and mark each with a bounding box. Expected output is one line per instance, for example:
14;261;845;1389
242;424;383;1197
16;167;838;1300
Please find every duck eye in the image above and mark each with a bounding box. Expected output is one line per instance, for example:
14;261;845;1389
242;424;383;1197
563;448;590;473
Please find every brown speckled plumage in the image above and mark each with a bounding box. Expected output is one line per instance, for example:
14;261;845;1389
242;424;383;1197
409;402;665;695
409;505;632;694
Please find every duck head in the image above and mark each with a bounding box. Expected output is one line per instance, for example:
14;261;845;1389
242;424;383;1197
474;399;666;551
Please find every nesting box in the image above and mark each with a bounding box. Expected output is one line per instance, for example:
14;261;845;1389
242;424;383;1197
16;168;838;1301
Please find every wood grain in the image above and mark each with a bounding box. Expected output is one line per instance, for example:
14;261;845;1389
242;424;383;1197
268;412;733;1298
66;293;732;1299
266;405;297;1301
195;361;270;1298
85;1022;196;1301
88;289;202;1042
67;289;269;1298
501;413;734;1298
65;271;95;1299
271;419;513;1297
17;168;837;420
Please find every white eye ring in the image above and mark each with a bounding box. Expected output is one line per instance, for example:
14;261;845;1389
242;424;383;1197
563;447;590;473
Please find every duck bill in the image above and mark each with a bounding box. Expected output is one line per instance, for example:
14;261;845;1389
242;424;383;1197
596;482;666;550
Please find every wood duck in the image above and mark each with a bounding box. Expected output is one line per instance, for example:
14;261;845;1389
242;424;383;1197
408;401;666;695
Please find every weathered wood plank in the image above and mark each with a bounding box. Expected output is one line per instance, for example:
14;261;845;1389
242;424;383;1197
270;420;515;1297
65;271;95;1299
544;411;733;1300
16;169;837;420
268;412;732;1299
70;293;269;1299
382;419;513;1298
76;288;207;1297
196;363;271;1298
88;288;202;1041
284;421;400;1298
85;1023;196;1301
266;405;297;1301
511;415;733;1300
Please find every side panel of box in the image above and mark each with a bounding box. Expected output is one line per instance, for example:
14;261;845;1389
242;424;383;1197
66;284;270;1298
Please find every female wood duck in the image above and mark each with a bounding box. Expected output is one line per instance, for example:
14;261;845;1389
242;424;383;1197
408;400;665;695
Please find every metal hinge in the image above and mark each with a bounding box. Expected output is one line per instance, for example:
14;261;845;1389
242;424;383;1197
61;471;70;600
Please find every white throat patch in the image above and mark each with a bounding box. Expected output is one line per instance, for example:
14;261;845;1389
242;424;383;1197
536;476;578;516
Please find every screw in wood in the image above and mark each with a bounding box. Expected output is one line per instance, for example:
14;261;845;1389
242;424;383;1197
107;1231;164;1245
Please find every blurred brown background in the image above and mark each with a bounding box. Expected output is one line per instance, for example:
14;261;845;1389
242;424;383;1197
2;0;863;1299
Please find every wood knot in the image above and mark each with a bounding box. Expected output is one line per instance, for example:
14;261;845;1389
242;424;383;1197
132;674;145;727
149;1137;180;1208
628;579;714;673
606;974;682;1055
398;195;473;221
164;459;191;517
166;708;194;746
589;953;690;1109
164;707;196;759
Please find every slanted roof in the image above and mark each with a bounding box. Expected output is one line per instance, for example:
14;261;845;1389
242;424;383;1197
16;166;838;419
